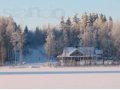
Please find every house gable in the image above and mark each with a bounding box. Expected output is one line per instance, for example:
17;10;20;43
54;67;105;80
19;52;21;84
70;50;83;56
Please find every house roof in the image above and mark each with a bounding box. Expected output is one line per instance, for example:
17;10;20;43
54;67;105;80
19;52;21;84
58;47;96;57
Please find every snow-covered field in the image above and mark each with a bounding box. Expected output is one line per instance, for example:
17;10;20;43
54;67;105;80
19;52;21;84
0;73;120;89
0;66;120;89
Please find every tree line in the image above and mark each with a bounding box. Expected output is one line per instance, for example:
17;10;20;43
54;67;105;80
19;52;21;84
0;13;120;65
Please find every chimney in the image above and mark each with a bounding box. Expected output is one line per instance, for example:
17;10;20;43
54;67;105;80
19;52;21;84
76;46;78;49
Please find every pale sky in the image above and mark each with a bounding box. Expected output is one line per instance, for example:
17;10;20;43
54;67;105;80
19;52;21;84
0;0;120;29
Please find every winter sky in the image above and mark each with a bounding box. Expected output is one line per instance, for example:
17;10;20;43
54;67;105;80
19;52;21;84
0;0;120;29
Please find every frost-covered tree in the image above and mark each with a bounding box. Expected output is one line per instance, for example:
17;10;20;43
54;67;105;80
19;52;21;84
0;16;16;65
111;22;120;59
60;17;69;47
108;16;113;31
81;12;88;31
6;17;16;63
73;14;80;24
45;25;56;62
11;25;24;64
23;26;29;55
60;16;65;29
0;17;6;65
62;29;69;47
66;17;72;27
73;14;80;30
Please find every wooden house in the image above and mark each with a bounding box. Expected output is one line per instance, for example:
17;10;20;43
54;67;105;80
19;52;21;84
57;47;103;66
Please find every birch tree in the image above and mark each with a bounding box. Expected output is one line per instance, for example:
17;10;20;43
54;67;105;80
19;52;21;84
11;25;24;64
45;25;56;64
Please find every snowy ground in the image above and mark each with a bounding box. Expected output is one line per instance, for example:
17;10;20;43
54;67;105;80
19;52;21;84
0;66;120;89
0;73;120;89
1;65;120;72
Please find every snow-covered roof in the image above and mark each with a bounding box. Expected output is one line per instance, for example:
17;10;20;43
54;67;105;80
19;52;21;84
58;47;96;57
95;50;103;55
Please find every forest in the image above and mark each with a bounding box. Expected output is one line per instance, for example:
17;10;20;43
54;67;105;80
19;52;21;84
0;13;120;65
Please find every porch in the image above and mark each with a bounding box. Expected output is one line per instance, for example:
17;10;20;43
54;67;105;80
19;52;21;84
58;56;96;66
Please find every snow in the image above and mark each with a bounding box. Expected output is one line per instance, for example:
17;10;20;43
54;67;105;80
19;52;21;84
95;49;103;55
0;66;120;89
0;74;120;89
1;65;120;72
